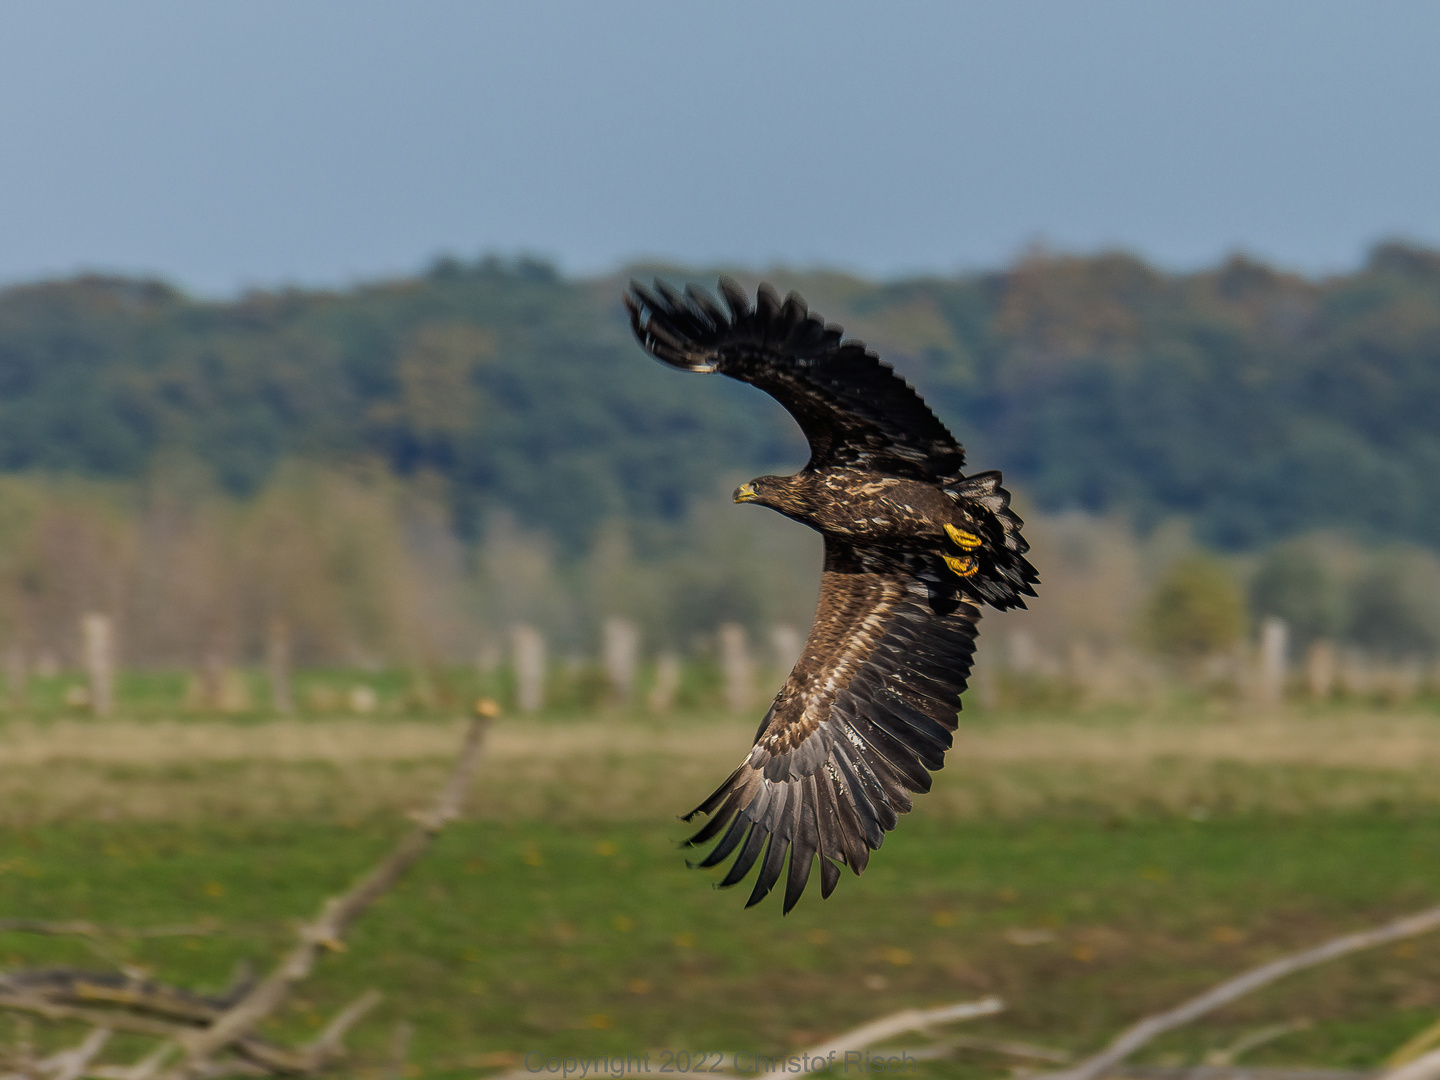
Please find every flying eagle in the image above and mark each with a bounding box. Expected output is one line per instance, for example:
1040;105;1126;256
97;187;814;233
626;279;1038;913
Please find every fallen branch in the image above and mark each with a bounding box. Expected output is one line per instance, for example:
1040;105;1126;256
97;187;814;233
0;992;187;1041
1045;904;1440;1080
1387;1016;1440;1072
793;997;1005;1073
89;1042;178;1080
0;969;248;1025
168;710;491;1076
41;1025;110;1080
0;992;311;1076
298;990;383;1069
0;922;215;941
487;996;1004;1080
1204;1020;1312;1067
1380;1047;1440;1080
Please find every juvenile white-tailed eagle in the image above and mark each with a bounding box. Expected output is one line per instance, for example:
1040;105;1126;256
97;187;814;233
626;279;1037;913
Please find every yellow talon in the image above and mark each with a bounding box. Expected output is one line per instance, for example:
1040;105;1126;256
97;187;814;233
943;553;978;578
945;524;982;550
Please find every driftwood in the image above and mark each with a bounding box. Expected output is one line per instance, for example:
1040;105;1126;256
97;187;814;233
1046;904;1440;1080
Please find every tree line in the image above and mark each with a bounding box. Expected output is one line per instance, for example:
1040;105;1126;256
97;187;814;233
1;245;1438;554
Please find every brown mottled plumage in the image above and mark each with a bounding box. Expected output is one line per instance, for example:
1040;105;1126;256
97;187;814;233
626;278;1038;912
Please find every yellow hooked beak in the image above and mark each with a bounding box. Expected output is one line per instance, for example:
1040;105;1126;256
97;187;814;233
734;482;759;503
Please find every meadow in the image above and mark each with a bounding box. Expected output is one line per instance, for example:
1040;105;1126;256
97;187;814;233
3;692;1440;1078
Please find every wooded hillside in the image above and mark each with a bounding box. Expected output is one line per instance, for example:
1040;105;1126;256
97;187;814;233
3;244;1438;554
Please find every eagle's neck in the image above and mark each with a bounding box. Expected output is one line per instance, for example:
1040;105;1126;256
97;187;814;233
751;473;826;529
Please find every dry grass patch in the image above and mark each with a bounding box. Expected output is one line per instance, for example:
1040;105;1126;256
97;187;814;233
1;708;1439;824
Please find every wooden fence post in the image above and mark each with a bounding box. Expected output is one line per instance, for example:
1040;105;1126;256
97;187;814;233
513;625;546;713
603;617;640;704
267;618;294;713
1257;616;1288;707
80;613;115;717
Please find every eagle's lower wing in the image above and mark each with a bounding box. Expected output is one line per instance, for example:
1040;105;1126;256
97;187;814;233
684;540;978;913
625;279;965;480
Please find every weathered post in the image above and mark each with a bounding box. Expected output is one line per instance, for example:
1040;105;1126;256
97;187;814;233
1256;616;1289;707
719;623;753;713
267;617;294;713
81;613;115;717
603;617;640;704
513;624;546;713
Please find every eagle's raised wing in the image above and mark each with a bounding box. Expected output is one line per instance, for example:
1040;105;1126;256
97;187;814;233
625;279;965;479
684;539;978;913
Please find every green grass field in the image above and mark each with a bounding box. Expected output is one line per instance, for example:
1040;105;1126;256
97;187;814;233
3;702;1440;1077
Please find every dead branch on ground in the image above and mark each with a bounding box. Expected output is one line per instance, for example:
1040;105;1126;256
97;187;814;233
168;709;489;1074
1381;1047;1440;1080
0;923;216;942
487;996;1005;1080
1044;903;1440;1080
792;997;1005;1073
0;707;492;1079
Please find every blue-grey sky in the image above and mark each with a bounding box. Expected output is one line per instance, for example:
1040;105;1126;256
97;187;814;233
2;1;1438;295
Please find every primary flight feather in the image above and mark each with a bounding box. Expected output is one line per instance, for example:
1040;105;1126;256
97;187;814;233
626;278;1038;913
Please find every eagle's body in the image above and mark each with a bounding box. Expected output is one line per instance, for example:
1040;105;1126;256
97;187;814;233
742;470;981;548
626;279;1038;913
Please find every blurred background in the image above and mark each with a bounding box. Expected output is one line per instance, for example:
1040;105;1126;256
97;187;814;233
2;3;1440;1077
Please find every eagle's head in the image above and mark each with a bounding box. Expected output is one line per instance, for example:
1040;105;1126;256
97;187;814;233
734;475;814;521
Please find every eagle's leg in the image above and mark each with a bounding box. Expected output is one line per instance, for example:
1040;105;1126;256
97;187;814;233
942;553;978;577
941;523;981;577
944;524;981;550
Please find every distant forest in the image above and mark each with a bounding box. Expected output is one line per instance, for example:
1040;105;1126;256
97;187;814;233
3;243;1438;556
